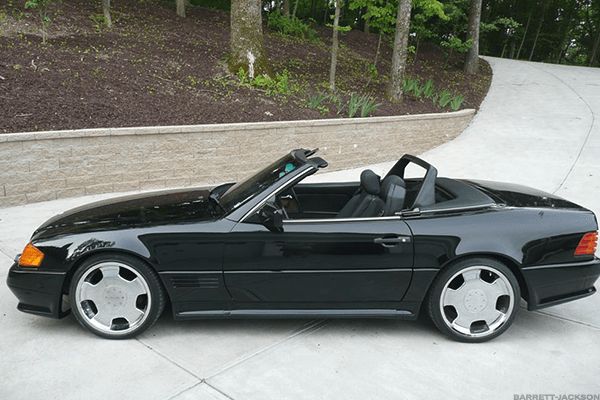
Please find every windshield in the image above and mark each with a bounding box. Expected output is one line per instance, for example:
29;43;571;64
219;154;302;212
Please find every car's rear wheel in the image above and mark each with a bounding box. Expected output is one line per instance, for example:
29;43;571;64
69;254;165;339
427;258;520;343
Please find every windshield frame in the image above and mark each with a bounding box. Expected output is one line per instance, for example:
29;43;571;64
218;152;307;214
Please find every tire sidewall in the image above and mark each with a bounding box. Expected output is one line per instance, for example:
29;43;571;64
428;257;521;343
69;253;165;339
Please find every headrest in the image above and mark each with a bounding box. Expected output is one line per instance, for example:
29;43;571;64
381;175;406;199
360;169;381;195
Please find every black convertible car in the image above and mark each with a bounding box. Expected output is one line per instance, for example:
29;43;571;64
7;149;600;342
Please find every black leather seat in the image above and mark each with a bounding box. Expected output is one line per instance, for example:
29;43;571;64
380;175;407;216
337;170;384;218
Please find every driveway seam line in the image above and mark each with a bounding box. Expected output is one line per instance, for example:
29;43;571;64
204;382;237;400
533;309;600;330
165;381;204;400
527;63;597;194
135;337;204;381
206;319;329;380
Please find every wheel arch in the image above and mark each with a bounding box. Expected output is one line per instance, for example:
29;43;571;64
438;252;530;302
61;248;165;297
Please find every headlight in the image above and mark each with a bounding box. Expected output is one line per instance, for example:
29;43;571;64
18;243;45;267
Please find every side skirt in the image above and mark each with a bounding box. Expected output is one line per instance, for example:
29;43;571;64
174;308;417;320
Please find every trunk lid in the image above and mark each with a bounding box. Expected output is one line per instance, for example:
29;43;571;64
465;180;587;210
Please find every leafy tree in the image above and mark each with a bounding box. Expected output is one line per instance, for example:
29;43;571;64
229;0;268;77
411;0;447;61
102;0;112;27
24;0;53;44
464;0;482;74
176;0;186;17
349;0;395;66
388;0;412;101
329;0;344;90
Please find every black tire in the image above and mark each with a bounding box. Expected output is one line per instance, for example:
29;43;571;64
427;257;520;343
69;253;166;339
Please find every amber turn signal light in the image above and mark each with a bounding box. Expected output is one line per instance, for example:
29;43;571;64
574;232;598;256
18;243;45;267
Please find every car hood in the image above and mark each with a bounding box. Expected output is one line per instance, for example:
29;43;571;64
465;179;587;210
32;187;222;240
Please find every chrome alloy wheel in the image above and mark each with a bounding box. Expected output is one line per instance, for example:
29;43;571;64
75;262;151;335
439;266;514;338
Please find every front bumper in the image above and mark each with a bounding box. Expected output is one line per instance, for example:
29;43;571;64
522;258;600;310
6;263;69;318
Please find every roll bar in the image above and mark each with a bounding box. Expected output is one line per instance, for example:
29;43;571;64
385;154;438;209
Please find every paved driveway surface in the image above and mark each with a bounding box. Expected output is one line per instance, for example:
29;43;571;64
1;57;600;399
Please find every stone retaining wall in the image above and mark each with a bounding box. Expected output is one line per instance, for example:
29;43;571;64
0;109;475;207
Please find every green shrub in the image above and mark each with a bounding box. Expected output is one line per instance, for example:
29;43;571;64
267;12;318;41
307;92;328;109
450;94;464;111
438;90;453;108
347;93;379;118
422;79;435;99
360;96;380;117
89;13;109;31
238;68;298;96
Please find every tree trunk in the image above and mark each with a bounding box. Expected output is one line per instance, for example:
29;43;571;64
516;8;532;60
229;0;268;78
176;0;186;17
103;0;112;28
464;0;482;74
364;18;370;34
388;0;412;101
283;0;290;17
292;0;299;18
590;29;600;67
529;5;546;61
329;0;342;91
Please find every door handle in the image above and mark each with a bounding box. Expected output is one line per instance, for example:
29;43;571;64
373;236;411;247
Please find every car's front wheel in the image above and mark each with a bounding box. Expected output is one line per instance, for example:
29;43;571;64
69;254;166;339
427;258;520;342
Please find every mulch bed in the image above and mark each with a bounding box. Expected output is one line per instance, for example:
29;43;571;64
0;0;492;134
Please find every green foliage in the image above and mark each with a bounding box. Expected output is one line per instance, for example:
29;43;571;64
349;0;395;35
437;90;453;108
449;94;464;111
347;93;379;118
89;13;109;32
268;12;318;41
440;35;473;54
237;68;298;96
422;79;435;99
307;92;330;114
24;0;54;43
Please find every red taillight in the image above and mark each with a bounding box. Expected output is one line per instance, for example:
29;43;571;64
574;232;598;256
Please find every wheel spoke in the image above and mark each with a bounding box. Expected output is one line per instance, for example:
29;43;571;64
92;310;113;327
80;282;102;303
123;277;147;298
121;306;144;324
451;313;475;334
100;265;120;279
443;287;463;308
484;278;510;301
481;307;504;326
462;269;480;282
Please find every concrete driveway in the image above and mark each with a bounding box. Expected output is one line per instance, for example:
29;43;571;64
1;57;600;399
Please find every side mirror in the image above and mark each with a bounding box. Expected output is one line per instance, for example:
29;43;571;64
258;204;284;233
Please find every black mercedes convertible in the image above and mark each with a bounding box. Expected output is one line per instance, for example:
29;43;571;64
7;149;600;342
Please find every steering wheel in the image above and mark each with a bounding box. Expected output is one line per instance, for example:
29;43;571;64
275;196;289;219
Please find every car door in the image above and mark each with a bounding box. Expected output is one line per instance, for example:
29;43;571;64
222;215;414;310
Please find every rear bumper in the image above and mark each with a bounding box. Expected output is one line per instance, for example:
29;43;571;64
6;263;69;318
522;258;600;311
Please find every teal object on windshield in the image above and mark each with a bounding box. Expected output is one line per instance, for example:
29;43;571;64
279;162;296;178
